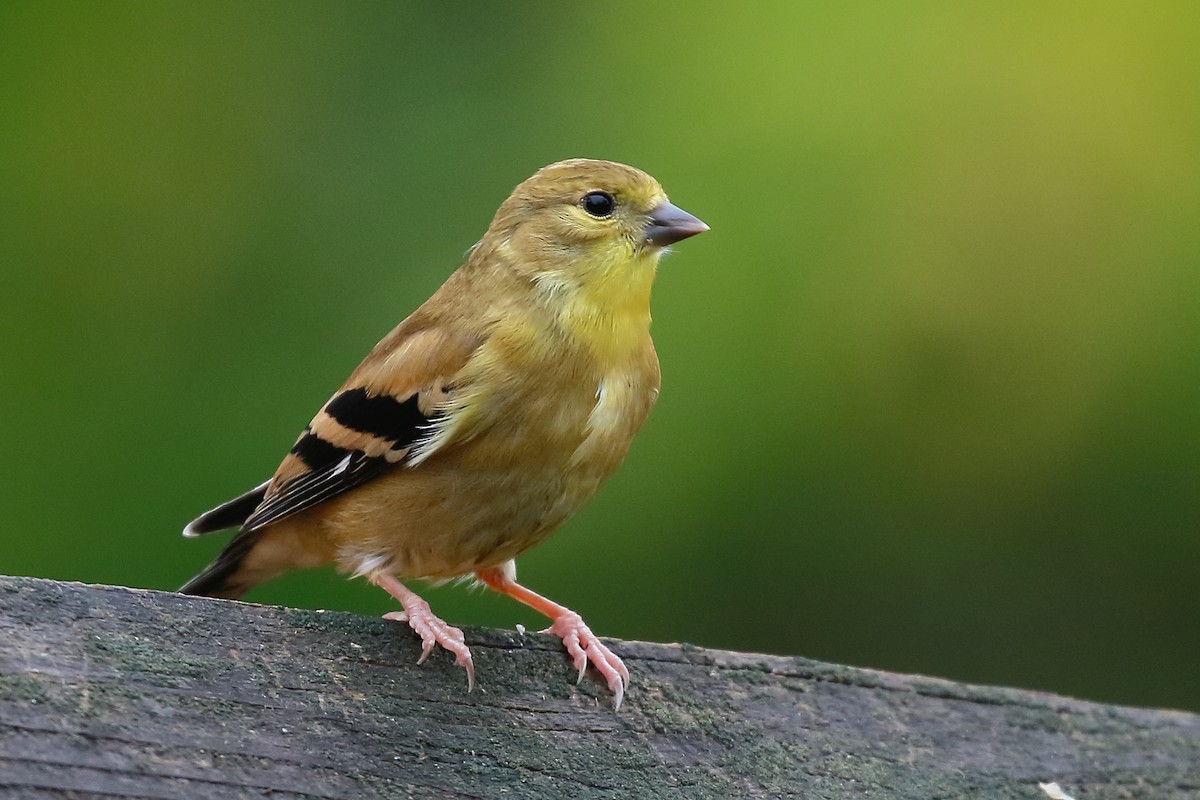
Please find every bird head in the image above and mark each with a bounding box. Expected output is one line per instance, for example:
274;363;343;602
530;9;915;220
484;159;708;296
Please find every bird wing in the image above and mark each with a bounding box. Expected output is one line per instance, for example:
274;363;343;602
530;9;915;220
241;325;484;532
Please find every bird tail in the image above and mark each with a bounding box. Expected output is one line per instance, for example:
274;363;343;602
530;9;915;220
179;482;270;599
178;528;265;599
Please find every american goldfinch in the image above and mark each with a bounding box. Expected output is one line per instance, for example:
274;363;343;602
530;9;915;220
180;158;707;708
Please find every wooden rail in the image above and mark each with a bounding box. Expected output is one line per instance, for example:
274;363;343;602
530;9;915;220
1;576;1197;798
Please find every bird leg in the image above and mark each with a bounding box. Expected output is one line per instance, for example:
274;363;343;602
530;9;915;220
369;572;474;691
475;565;628;709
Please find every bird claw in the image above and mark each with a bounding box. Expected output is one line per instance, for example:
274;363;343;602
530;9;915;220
382;602;475;692
544;611;628;709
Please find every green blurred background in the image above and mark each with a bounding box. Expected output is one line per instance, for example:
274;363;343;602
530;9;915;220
2;3;1198;711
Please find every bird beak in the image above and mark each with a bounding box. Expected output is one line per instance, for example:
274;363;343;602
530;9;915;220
644;202;709;247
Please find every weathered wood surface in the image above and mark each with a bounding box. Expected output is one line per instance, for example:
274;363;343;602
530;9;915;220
0;577;1197;799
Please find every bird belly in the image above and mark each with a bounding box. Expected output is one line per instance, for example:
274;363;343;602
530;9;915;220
322;364;654;581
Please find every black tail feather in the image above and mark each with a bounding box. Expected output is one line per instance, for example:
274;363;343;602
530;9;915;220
180;481;271;598
178;528;263;599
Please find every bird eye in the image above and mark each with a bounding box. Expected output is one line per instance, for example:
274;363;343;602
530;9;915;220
581;191;615;218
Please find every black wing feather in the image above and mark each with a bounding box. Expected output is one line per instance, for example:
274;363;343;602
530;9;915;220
183;481;269;536
242;448;392;531
240;392;436;532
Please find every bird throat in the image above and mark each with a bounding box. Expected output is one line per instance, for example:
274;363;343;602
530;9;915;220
556;250;657;366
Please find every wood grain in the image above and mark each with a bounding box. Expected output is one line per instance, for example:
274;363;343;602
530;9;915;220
1;576;1197;798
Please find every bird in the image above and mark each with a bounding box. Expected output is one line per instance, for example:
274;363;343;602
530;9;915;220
179;158;708;709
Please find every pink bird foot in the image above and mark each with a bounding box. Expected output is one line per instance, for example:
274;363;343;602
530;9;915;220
544;609;629;709
371;573;474;691
476;565;629;709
